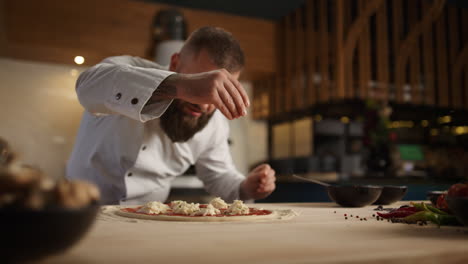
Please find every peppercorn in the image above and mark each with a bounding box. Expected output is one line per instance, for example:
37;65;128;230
345;217;348;220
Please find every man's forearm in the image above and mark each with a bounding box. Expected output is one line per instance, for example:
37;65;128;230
148;74;180;103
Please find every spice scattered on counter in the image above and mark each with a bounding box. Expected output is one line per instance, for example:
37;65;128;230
345;217;348;220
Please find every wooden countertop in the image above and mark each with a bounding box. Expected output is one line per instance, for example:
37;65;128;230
39;202;468;264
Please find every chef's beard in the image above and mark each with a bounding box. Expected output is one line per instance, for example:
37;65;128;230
160;100;214;143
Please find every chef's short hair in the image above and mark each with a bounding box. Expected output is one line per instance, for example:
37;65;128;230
181;26;245;72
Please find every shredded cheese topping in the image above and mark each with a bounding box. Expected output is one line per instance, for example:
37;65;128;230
194;204;221;216
171;201;201;216
226;200;250;215
209;197;228;209
137;201;170;214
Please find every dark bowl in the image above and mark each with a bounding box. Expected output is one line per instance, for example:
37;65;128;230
327;185;383;207
446;196;468;226
0;203;100;263
373;185;408;205
427;191;446;206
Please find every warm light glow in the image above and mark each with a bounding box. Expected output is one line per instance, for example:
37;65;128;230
74;56;85;65
438;115;451;124
340;116;350;124
314;115;322;122
430;129;439;136
454;126;468;135
389;121;415;129
421;120;429;127
69;69;79;77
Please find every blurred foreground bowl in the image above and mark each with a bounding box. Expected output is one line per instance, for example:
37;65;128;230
0;203;99;262
446;196;468;226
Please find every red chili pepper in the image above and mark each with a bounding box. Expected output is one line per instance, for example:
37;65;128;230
376;207;420;219
394;207;418;212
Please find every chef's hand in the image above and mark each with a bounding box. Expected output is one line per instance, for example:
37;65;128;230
154;69;250;120
240;164;276;200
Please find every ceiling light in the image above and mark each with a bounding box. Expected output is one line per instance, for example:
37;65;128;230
74;56;85;65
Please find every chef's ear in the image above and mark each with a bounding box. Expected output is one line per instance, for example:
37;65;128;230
169;53;180;71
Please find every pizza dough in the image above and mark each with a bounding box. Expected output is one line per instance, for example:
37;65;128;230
114;198;297;222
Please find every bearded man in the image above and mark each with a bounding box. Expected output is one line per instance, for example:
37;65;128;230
66;27;276;205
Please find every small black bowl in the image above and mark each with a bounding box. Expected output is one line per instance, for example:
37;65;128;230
0;203;100;263
446;196;468;226
373;185;408;205
327;185;383;207
427;191;446;206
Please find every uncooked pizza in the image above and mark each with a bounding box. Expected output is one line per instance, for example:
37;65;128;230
115;198;297;222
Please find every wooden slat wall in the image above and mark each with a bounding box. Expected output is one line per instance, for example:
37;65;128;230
335;0;346;99
344;0;355;99
276;21;286;115
305;0;316;106
295;8;305;109
436;6;450;107
274;76;283;115
284;15;294;112
421;1;436;106
376;0;390;102
251;0;468;120
318;0;330;103
392;0;404;103
449;7;461;109
408;0;422;105
465;9;468;108
358;0;371;100
466;64;468;109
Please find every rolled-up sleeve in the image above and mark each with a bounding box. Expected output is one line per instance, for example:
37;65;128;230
195;117;245;202
76;55;175;122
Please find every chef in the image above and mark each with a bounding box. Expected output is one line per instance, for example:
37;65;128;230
66;26;276;205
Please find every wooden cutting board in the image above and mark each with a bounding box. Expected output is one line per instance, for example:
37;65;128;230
39;202;468;264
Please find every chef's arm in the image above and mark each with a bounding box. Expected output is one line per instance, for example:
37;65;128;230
148;70;249;120
76;55;249;121
76;55;175;122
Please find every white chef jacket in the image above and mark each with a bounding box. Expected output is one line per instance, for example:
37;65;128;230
66;55;245;205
